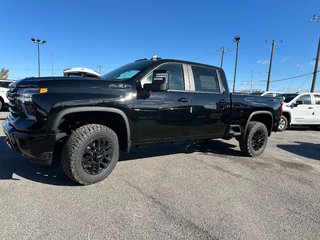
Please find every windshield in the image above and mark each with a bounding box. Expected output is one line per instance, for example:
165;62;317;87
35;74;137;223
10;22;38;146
277;93;298;103
102;60;154;81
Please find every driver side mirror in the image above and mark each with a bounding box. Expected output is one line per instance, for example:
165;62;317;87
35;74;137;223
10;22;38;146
143;70;169;91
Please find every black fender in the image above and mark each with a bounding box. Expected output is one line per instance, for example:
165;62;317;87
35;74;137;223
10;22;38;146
52;107;131;152
243;111;274;137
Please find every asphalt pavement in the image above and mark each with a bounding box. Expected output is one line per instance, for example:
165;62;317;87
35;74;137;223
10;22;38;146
0;111;319;240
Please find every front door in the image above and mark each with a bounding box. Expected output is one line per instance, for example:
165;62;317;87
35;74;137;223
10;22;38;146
291;94;314;124
133;63;193;143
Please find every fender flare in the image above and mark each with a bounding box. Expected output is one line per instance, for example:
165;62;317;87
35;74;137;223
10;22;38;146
244;111;274;136
52;107;131;152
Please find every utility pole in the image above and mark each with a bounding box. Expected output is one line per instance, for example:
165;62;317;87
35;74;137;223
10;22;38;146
51;53;54;76
311;37;320;92
251;70;253;93
266;40;275;91
219;47;228;68
310;15;320;92
98;65;105;75
233;36;240;92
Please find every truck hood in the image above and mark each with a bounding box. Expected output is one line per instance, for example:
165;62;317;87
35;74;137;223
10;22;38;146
10;77;135;89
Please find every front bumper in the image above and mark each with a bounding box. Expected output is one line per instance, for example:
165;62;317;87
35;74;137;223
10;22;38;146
2;120;56;165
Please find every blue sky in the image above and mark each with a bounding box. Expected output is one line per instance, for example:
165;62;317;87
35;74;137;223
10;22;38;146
1;0;319;92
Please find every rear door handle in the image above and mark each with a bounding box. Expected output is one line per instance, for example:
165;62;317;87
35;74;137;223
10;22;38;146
308;107;314;109
178;97;190;103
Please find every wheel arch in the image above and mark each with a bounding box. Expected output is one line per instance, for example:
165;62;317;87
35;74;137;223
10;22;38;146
244;111;273;136
282;111;291;126
52;107;131;153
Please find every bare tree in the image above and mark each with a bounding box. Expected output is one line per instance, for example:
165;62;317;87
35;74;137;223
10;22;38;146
0;68;9;80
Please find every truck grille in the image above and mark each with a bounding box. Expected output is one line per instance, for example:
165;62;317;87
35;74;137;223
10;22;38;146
7;87;25;118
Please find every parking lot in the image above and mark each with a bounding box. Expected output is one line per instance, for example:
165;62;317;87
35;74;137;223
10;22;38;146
0;111;320;240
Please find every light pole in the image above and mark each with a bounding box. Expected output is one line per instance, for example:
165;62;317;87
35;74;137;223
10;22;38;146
233;36;240;92
31;37;47;77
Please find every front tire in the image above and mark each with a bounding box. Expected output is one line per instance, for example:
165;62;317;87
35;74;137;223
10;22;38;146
277;116;288;131
239;121;268;157
61;124;119;185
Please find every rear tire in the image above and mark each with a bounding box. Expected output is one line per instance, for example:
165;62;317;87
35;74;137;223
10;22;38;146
278;116;288;131
239;121;268;157
61;124;119;185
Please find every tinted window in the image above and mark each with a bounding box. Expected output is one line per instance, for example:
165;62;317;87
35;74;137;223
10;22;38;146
192;66;220;93
102;60;153;81
315;95;320;104
145;63;185;90
296;94;311;104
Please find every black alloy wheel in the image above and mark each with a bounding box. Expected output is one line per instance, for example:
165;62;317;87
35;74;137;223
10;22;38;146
61;124;119;185
251;129;266;151
82;138;113;175
239;121;268;157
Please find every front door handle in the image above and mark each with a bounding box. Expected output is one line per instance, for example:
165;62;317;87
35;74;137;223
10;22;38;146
178;98;190;103
219;99;228;104
308;107;314;109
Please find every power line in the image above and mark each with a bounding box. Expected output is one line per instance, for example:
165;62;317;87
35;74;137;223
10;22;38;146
258;71;319;83
294;18;320;90
189;20;318;64
190;51;220;61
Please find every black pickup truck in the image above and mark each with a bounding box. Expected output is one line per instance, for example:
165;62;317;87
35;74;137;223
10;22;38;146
3;58;282;184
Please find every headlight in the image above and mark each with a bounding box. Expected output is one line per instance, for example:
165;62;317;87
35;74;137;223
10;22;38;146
17;88;40;102
17;88;40;120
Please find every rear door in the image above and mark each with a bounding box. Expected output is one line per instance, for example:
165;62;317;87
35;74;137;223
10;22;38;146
187;65;230;138
291;94;314;123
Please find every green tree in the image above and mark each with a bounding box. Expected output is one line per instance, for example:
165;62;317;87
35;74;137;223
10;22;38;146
0;68;9;79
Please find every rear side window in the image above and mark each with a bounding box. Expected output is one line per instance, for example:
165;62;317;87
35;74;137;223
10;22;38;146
192;66;220;93
315;95;320;104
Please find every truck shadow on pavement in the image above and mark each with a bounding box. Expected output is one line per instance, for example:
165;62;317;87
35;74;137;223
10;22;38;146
277;141;320;161
120;139;243;161
0;137;242;186
0;137;78;186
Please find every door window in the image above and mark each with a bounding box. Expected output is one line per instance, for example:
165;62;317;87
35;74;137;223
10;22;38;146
296;95;311;105
143;63;185;90
314;95;320;104
191;66;220;93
